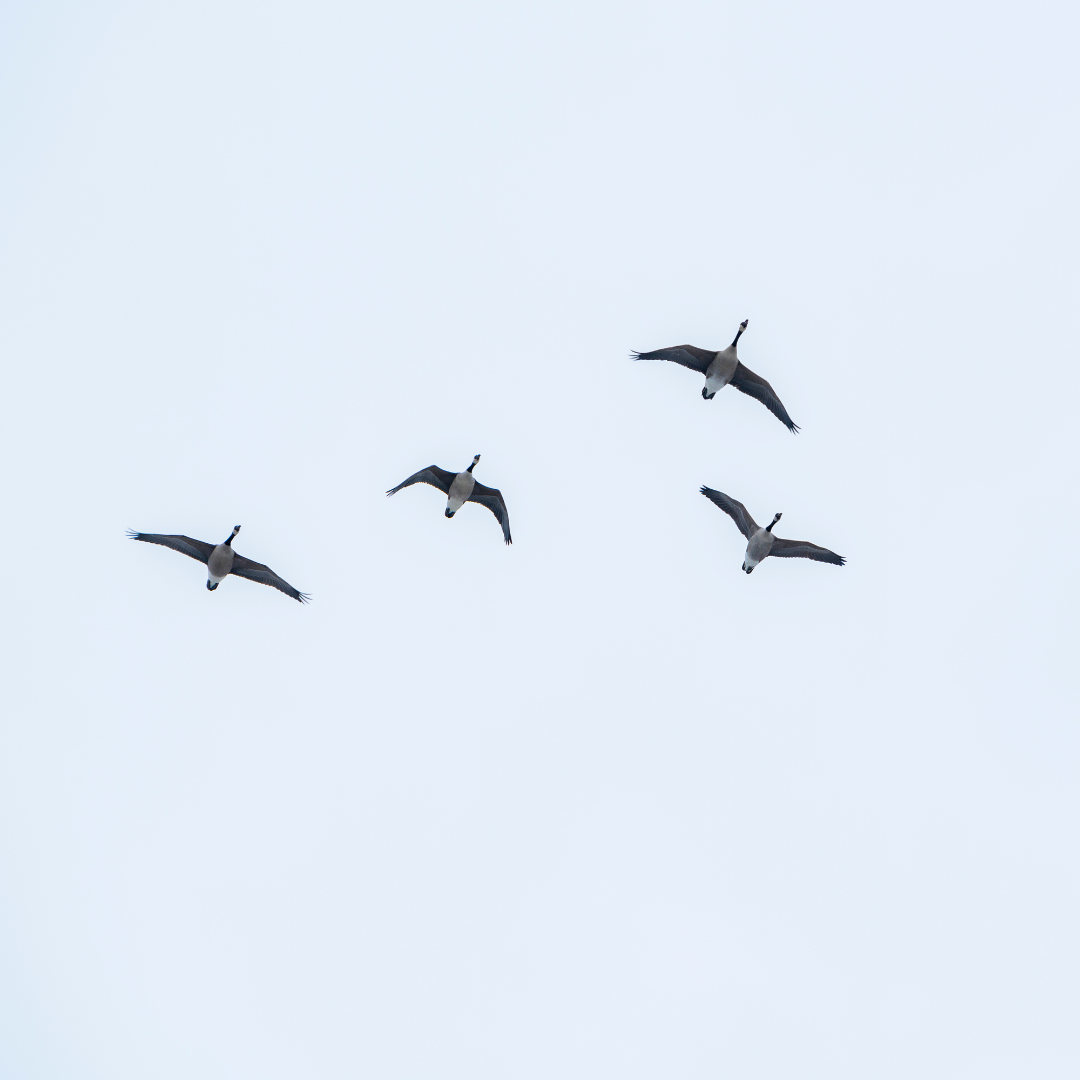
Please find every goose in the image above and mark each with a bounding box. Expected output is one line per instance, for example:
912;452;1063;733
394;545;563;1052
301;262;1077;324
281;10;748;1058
386;454;512;544
700;487;844;573
632;320;799;432
128;525;309;601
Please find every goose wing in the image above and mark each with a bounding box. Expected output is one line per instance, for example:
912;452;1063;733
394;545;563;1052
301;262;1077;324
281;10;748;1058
769;538;845;565
729;363;799;432
127;530;214;564
467;482;512;545
700;487;758;539
229;554;310;602
386;465;457;497
630;344;714;374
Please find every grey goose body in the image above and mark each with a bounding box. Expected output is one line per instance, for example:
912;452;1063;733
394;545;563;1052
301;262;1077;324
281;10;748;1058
632;319;799;432
386;454;512;544
700;487;844;574
128;525;309;601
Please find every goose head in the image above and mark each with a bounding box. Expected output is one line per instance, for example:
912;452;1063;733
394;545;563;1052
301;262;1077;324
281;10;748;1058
766;513;781;533
467;454;480;474
730;319;748;349
224;525;241;546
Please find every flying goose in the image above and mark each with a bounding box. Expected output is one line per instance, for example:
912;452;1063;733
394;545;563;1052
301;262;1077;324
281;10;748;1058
632;320;799;432
128;525;309;601
700;487;844;573
386;454;512;544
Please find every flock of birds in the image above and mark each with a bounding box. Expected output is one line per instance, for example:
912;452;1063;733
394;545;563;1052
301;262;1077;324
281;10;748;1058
128;319;845;602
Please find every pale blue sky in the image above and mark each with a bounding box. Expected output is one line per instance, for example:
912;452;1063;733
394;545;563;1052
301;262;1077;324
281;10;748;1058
0;1;1077;1077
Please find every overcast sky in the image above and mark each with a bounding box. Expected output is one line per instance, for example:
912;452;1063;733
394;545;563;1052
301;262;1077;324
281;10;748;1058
0;1;1077;1077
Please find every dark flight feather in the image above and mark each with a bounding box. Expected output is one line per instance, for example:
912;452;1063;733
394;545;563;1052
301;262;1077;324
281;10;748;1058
729;363;799;433
386;466;457;497
630;344;715;374
699;487;759;539
467;482;512;545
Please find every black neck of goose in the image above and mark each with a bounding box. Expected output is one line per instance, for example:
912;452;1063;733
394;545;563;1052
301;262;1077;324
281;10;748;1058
730;329;743;348
224;528;239;546
467;458;479;473
766;515;781;533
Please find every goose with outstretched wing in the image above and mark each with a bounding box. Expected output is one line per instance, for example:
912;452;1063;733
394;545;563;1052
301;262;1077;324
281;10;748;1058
387;454;511;544
632;320;799;432
700;487;844;574
128;526;309;601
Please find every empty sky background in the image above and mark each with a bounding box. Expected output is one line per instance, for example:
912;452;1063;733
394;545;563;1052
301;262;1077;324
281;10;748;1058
1;0;1078;1076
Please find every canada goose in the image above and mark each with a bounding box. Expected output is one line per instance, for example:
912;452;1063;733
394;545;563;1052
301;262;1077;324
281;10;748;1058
700;487;844;573
386;454;512;544
632;320;799;432
128;525;309;601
